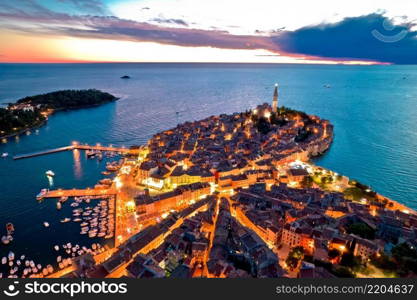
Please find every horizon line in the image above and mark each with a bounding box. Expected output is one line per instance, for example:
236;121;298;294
0;61;395;66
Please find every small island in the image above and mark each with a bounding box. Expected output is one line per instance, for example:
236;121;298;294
0;89;118;138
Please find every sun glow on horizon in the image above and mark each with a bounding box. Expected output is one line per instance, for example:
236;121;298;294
0;32;383;65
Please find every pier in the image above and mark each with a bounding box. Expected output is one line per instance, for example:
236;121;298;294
13;143;138;160
37;187;117;200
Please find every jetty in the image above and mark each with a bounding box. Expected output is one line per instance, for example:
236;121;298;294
37;187;117;200
13;143;138;160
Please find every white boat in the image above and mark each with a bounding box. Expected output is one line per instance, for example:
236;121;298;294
56;202;62;210
36;189;49;200
60;218;71;223
43;222;50;227
45;170;55;177
8;251;15;261
47;265;53;273
1;257;6;264
54;245;59;251
1;153;8;158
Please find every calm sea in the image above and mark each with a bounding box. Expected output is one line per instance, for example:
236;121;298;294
0;63;416;273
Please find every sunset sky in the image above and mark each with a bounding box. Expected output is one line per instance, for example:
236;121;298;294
0;0;416;64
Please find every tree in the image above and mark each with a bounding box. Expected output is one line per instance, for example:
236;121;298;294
286;246;305;270
340;252;362;272
328;249;341;260
391;243;417;275
333;266;355;278
370;253;397;275
255;116;271;135
346;223;376;240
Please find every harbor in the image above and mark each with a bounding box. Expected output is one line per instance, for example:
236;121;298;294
0;142;123;278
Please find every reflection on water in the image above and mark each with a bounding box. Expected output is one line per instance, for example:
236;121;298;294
73;149;82;179
48;175;54;187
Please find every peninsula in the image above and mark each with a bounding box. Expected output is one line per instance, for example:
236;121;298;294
11;84;417;279
0;89;118;138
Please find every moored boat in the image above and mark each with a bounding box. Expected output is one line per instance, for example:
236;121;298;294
36;188;49;200
45;170;55;177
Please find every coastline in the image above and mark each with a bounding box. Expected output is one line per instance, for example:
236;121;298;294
1;98;119;141
1;119;47;140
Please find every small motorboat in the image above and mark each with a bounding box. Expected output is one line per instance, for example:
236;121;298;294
1;153;8;158
43;222;50;228
60;218;71;223
45;170;55;177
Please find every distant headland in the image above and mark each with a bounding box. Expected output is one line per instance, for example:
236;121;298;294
0;89;118;139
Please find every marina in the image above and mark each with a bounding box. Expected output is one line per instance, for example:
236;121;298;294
0;192;116;278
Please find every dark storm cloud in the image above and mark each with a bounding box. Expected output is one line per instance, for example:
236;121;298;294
272;13;417;64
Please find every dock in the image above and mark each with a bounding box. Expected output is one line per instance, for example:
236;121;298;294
37;187;117;200
13;146;74;160
13;143;137;160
